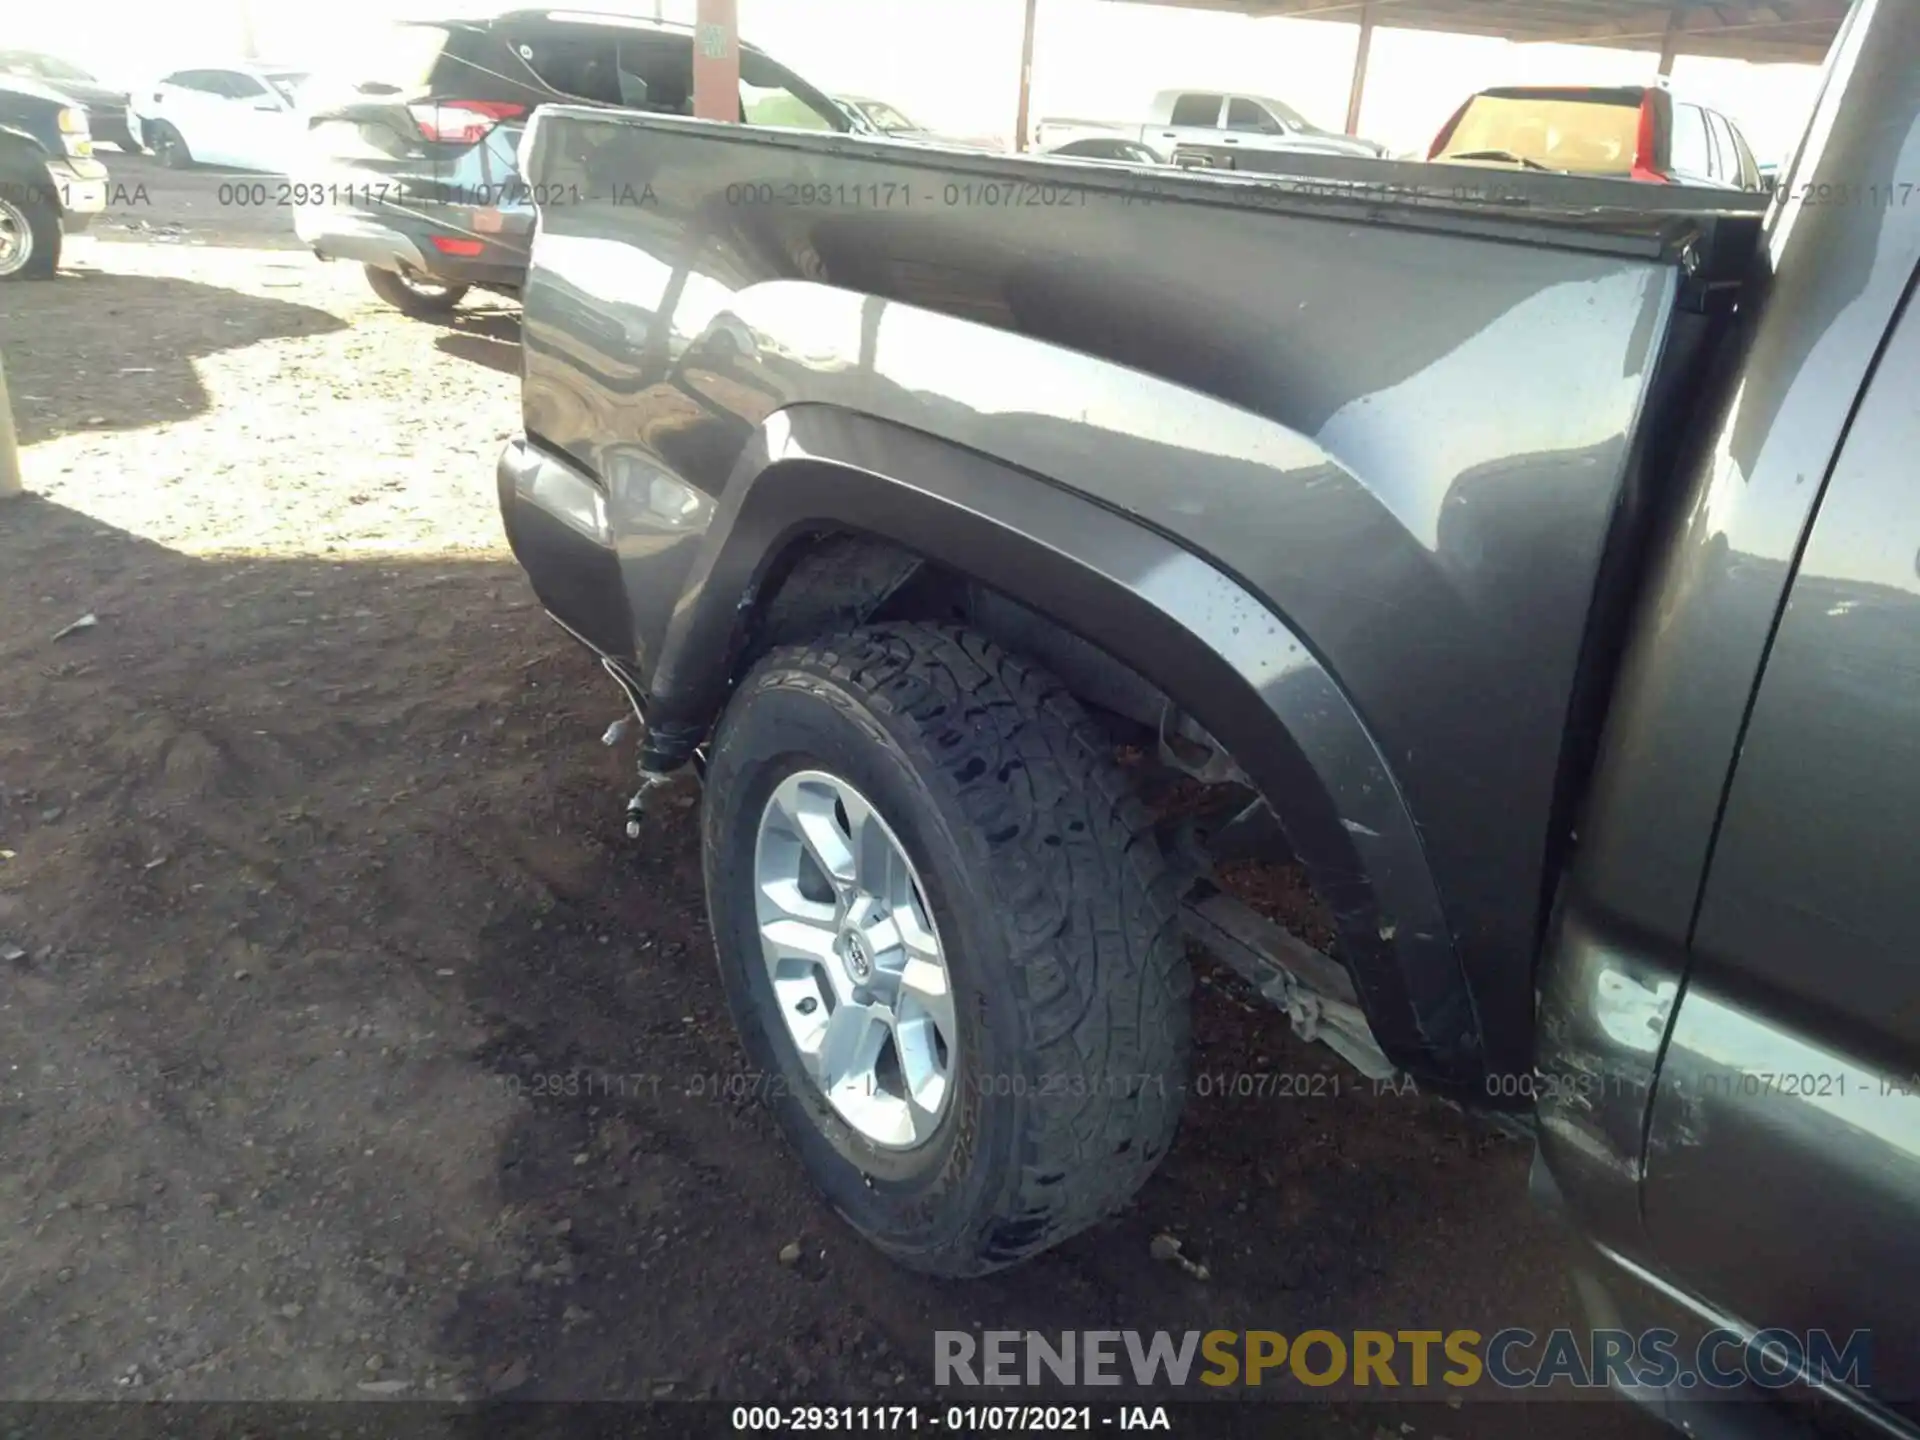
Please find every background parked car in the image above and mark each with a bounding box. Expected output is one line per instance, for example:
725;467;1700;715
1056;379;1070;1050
0;49;138;152
294;11;854;319
833;95;1005;153
0;73;108;279
130;64;312;172
1428;82;1767;188
1042;136;1162;163
1037;89;1386;161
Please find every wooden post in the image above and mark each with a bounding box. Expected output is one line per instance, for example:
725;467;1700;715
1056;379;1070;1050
0;353;22;500
1014;0;1040;152
1345;2;1376;136
1658;4;1682;75
692;0;741;123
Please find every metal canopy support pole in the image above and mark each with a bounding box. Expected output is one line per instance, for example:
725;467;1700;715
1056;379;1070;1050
237;0;259;61
1658;4;1682;74
692;0;740;122
1345;2;1376;136
1014;0;1040;152
0;354;21;501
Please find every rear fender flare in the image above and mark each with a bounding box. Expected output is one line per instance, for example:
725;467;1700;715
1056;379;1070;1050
649;404;1481;1081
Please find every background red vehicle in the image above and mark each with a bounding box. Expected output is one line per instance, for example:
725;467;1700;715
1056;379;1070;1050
1428;82;1768;189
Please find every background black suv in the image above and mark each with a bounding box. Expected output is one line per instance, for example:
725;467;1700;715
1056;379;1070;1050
293;7;856;319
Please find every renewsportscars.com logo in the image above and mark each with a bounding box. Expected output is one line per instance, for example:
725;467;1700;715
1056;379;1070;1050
935;1328;1872;1393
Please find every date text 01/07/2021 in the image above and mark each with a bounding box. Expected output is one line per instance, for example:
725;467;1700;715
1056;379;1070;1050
730;1406;1174;1432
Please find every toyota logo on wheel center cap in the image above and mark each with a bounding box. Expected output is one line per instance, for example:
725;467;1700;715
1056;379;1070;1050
842;930;873;980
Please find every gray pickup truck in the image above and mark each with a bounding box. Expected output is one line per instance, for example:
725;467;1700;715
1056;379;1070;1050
498;0;1918;1425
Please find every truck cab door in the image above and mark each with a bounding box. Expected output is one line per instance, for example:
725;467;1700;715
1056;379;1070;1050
1223;96;1288;151
1640;272;1920;1415
1153;91;1224;158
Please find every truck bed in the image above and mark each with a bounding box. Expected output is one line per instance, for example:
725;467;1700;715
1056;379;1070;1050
509;111;1764;1086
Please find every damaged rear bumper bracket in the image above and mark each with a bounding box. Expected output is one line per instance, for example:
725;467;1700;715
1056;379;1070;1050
595;656;681;837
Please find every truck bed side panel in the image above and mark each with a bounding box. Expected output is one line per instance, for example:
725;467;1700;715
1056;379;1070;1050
518;120;1690;1078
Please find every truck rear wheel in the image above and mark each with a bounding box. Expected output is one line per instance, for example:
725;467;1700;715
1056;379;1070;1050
701;623;1189;1276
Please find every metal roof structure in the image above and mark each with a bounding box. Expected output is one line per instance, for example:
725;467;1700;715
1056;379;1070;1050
1101;0;1848;65
1005;0;1848;144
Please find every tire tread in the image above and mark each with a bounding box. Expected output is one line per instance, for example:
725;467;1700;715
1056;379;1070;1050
756;622;1190;1272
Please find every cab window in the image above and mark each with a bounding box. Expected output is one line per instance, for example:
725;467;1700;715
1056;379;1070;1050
1226;98;1277;133
1170;93;1223;127
1669;102;1712;178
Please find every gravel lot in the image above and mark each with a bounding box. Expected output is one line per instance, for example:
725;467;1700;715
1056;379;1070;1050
0;164;1661;1436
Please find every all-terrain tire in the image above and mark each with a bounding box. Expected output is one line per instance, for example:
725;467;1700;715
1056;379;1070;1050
363;264;470;318
702;623;1190;1276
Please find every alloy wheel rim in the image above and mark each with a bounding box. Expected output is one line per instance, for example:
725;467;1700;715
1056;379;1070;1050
753;769;958;1150
0;198;31;277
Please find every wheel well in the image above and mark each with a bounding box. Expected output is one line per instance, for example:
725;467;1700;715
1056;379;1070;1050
744;530;1306;882
745;529;1172;738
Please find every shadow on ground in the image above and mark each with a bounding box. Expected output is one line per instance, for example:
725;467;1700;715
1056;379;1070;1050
0;494;1661;1436
434;310;524;376
2;273;344;443
441;882;1659;1433
0;493;611;1403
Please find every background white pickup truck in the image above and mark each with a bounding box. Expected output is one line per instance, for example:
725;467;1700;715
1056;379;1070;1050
1035;88;1386;160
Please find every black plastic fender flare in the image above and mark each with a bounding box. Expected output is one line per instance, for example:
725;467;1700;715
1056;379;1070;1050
644;403;1483;1086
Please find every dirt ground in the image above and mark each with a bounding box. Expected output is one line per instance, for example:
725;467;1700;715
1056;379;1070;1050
0;162;1662;1435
